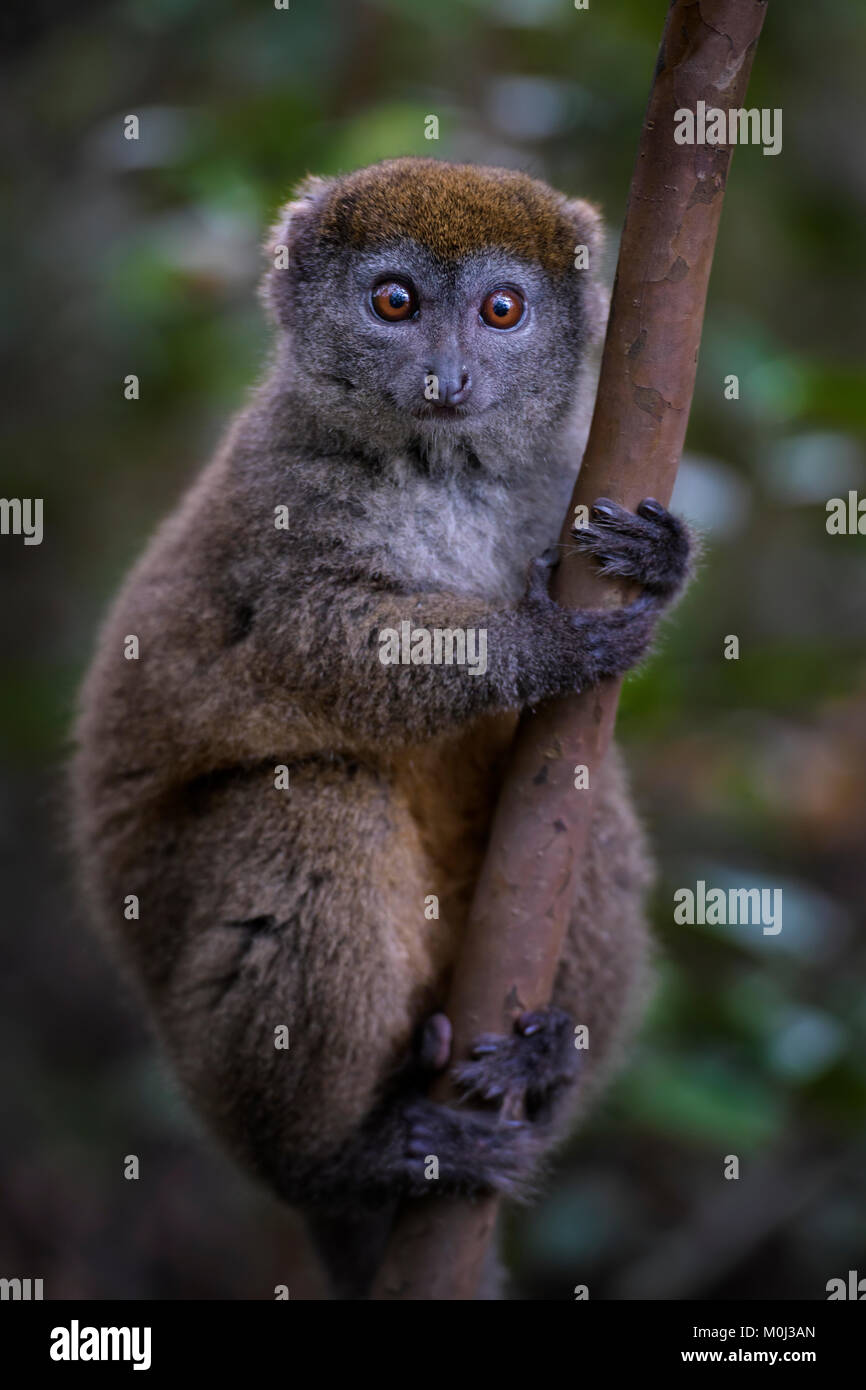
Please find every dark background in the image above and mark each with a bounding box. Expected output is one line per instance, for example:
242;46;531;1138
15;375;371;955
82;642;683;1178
1;0;864;1299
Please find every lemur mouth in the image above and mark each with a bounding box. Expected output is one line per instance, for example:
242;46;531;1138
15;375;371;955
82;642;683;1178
411;403;472;422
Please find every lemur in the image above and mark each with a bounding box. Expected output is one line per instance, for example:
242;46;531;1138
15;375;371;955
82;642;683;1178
72;158;691;1297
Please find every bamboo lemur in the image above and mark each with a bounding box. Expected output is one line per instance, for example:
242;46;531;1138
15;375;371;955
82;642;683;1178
72;158;691;1297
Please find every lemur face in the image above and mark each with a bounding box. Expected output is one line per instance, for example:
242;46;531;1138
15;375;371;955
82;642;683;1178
341;243;568;427
265;159;605;459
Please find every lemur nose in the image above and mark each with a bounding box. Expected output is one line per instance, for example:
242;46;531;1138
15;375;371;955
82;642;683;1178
428;365;472;406
443;370;472;406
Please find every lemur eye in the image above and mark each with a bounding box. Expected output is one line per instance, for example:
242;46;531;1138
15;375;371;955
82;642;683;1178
480;287;525;329
371;279;417;322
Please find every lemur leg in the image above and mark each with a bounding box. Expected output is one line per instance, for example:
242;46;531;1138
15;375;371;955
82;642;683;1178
112;753;644;1220
128;759;441;1206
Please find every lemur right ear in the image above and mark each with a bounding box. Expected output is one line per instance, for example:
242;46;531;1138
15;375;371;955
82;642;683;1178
261;175;334;324
264;175;333;262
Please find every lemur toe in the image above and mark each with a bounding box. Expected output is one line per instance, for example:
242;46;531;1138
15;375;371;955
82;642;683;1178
453;1006;580;1120
636;496;666;520
416;1011;453;1072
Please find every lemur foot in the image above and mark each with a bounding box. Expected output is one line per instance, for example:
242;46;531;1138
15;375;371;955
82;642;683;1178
571;497;692;600
400;1098;539;1200
388;1009;579;1199
453;1007;580;1123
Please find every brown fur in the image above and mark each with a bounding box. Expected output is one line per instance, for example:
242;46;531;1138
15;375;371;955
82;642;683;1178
306;158;603;278
70;159;678;1296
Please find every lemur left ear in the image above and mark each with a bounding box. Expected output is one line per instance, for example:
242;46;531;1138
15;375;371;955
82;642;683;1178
561;197;608;342
260;175;335;324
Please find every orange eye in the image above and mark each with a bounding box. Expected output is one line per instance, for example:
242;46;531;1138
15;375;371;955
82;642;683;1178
371;279;417;322
480;287;525;329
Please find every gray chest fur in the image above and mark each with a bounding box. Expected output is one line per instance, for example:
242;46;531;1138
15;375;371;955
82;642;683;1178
362;462;570;603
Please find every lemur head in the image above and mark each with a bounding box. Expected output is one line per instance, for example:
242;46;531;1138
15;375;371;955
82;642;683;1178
264;158;605;466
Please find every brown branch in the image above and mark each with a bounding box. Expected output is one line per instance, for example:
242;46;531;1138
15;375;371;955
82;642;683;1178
372;0;769;1301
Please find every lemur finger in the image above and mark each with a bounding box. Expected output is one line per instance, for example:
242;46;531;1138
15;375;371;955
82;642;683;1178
571;496;690;597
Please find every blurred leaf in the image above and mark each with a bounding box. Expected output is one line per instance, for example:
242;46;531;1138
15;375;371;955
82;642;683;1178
618;1053;783;1147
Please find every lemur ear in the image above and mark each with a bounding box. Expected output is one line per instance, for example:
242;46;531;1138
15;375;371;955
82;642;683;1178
264;175;333;261
561;197;608;343
561;197;605;268
261;175;335;323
